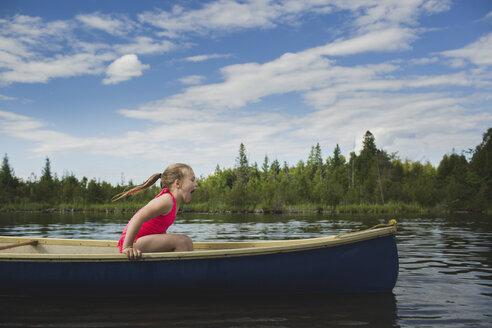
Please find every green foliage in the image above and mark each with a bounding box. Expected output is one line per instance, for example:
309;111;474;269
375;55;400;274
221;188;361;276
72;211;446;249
189;130;492;213
1;128;491;213
0;154;20;204
469;128;492;209
235;143;249;186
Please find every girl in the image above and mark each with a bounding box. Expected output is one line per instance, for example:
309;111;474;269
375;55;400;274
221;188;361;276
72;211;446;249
114;163;197;260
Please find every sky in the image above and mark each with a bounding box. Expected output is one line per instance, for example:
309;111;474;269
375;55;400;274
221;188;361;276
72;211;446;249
0;0;491;185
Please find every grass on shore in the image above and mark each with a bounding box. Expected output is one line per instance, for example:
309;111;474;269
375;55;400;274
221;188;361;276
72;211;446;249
0;201;145;213
0;201;487;215
184;201;435;214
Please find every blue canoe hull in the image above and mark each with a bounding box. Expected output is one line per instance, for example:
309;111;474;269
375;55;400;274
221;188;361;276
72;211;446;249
0;234;398;295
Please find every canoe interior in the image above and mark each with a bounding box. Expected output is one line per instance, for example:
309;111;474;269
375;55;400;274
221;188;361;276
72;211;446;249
0;236;340;254
0;224;397;260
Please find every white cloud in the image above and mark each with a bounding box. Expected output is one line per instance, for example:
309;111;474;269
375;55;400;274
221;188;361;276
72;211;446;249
185;53;232;62
421;0;452;13
113;28;491;170
137;0;335;38
0;110;170;158
102;54;149;85
0;110;83;154
441;32;492;67
179;75;205;85
0;14;114;85
137;0;451;38
76;13;135;36
0;94;15;101
0;13;170;86
137;0;292;37
0;0;446;87
119;28;413;120
1;52;114;84
350;0;451;33
410;56;439;65
320;27;416;55
0;35;32;60
0;14;72;43
114;37;176;56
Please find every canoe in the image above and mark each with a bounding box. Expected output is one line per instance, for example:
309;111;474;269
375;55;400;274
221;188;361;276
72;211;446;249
0;221;398;295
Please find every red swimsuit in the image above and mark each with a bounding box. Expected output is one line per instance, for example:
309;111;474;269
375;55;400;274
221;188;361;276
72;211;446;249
117;189;176;253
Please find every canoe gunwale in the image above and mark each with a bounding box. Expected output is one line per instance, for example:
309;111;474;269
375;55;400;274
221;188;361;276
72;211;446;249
0;225;397;262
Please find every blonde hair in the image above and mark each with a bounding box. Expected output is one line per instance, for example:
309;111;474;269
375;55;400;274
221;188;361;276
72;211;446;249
112;163;192;201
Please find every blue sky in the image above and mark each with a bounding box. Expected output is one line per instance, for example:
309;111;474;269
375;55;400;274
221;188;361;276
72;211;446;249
0;0;491;185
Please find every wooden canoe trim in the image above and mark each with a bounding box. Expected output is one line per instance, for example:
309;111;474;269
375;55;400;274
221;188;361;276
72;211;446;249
0;240;38;251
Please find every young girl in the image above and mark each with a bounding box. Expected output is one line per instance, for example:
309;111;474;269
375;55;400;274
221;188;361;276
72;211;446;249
114;163;197;260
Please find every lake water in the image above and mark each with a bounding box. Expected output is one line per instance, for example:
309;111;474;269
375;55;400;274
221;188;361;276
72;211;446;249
0;212;491;327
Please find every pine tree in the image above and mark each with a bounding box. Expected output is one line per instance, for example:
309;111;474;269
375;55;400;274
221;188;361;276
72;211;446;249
261;155;269;180
41;157;53;183
0;154;19;204
307;143;323;182
235;143;249;186
231;143;249;207
270;159;281;181
361;131;377;156
37;157;55;204
331;144;343;168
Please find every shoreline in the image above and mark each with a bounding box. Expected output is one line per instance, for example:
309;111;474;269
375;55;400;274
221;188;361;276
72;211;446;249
0;206;486;215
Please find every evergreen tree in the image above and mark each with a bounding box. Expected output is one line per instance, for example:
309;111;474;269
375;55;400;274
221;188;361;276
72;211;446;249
37;157;55;204
331;144;344;169
307;143;323;181
270;159;281;181
231;143;249;207
235;143;249;186
41;157;53;182
361;131;377;156
0;154;19;204
356;131;379;203
261;155;269;180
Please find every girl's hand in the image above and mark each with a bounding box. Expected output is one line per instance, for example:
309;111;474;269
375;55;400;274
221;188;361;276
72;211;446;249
123;246;142;260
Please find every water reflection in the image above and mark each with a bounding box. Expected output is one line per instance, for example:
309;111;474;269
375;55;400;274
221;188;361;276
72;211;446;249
0;293;397;328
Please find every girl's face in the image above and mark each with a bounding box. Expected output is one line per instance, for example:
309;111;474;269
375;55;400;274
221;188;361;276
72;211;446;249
178;169;197;203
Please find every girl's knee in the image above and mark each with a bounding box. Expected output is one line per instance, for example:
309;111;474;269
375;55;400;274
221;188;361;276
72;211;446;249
177;235;193;251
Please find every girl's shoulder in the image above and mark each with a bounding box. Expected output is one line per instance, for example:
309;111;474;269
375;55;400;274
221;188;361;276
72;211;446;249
146;192;174;215
154;192;173;204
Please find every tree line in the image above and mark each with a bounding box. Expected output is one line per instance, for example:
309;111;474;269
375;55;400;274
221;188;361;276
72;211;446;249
0;157;160;211
1;128;491;213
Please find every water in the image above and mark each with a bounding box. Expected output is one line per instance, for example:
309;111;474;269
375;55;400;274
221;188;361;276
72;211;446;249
0;212;491;327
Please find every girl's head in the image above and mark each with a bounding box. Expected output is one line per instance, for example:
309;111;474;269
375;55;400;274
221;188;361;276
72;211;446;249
112;163;193;201
159;163;193;190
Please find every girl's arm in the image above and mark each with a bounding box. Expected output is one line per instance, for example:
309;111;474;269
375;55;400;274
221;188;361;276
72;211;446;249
122;194;173;259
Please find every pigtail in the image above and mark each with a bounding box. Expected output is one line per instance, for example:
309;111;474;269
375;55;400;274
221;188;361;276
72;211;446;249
112;173;162;202
112;163;192;202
